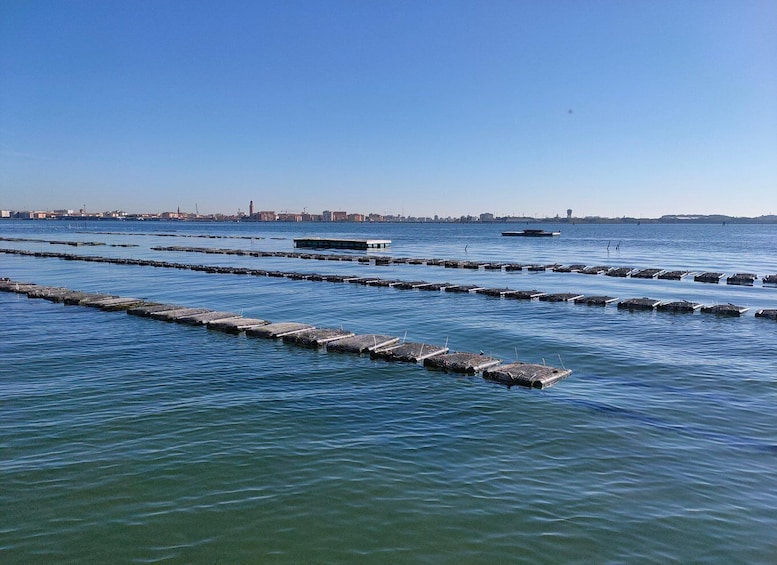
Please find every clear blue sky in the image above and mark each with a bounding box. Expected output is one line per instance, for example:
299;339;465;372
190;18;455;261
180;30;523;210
1;0;775;217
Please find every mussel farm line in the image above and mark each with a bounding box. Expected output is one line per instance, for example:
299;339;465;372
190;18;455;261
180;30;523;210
3;236;776;286
2;247;776;321
0;277;569;389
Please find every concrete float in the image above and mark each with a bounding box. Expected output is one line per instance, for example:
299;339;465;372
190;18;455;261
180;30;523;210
763;275;777;286
443;284;484;293
175;311;241;325
581;266;610;275
149;307;212;322
658;270;690;280
504;264;524;271
572;295;619;306
326;334;400;354
505;290;545;300
700;304;749;316
539;293;584;302
475;287;514;297
618;298;661;311
84;296;148;311
423;352;501;374
726;273;757;286
631;268;663;279
207;317;270;333
127;303;185;317
483;363;572;389
606;267;634;277
656;300;702;313
371;342;449;363
282;328;355;347
695;272;724;283
293;237;391;250
246;322;314;338
390;281;430;290
553;264;586;273
755;309;777;321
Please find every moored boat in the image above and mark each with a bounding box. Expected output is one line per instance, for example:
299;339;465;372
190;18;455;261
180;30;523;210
501;229;560;237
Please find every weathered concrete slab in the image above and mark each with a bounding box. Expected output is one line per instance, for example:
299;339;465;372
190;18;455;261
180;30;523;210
539;293;584;302
483;263;505;271
483;362;572;389
150;307;212;322
282;328;354;347
726;273;757;286
617;298;661;311
553;264;587;273
127;303;183;317
658;270;690;280
364;279;400;287
88;297;148;311
417;282;452;291
504;263;524;271
62;292;112;305
504;290;545;300
25;286;71;300
423;352;501;374
475;287;513;297
606;267;633;277
763;274;777;286
390;281;430;290
443;284;483;293
755;309;777;320
695;272;723;283
527;264;547;272
656;300;702;313
573;295;619;306
371;342;449;363
700;304;749;316
246;322;314;338
582;266;610;275
326;334;400;354
207;317;270;333
175;311;241;325
631;268;663;279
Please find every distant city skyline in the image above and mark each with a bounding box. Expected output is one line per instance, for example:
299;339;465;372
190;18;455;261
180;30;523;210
1;2;776;217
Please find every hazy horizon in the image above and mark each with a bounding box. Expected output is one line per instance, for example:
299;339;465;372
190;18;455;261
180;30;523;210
2;1;776;218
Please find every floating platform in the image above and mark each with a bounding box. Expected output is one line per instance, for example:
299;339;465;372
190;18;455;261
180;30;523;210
127;303;185;317
581;266;610;275
246;322;314;338
700;304;749;316
631;268;663;279
483;363;572;389
656;300;702;313
475;287;514;297
282;328;355;347
175;310;241;325
695;272;724;283
326;334;400;354
502;230;560;237
539;293;584;302
658;270;690;280
755;309;777;321
443;284;483;293
149;307;212;322
726;273;757;286
618;298;661;311
505;290;545;300
423;352;501;374
207;317;270;333
572;295;618;306
606;267;633;277
763;274;777;286
293;237;391;250
371;342;449;363
83;296;147;311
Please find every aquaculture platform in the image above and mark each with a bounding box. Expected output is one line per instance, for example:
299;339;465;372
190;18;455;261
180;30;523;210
293;237;391;250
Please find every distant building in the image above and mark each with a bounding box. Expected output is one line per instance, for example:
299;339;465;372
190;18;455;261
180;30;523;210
480;212;494;222
567;209;572;220
277;213;303;222
347;213;365;222
331;211;347;222
1;210;12;218
249;200;254;217
257;211;276;221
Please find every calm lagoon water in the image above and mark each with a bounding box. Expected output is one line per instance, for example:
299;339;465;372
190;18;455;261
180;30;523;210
2;220;776;563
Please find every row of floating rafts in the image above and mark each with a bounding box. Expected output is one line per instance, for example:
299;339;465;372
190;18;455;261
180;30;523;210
2;247;776;319
0;277;571;389
146;245;777;287
2;236;774;285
